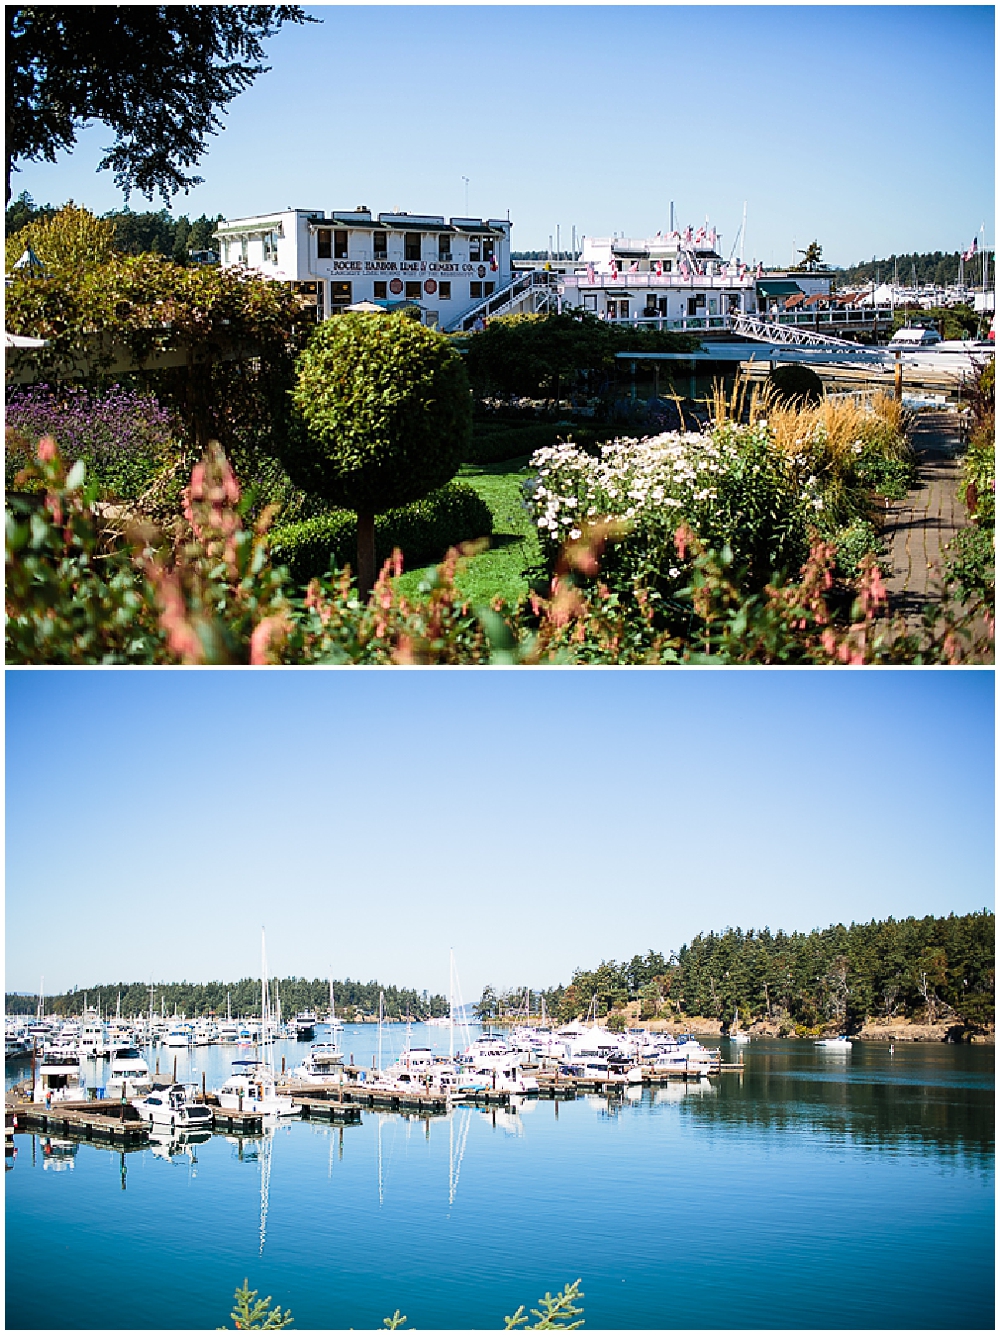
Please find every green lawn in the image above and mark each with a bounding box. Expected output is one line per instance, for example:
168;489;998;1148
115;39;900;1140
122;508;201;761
394;456;542;607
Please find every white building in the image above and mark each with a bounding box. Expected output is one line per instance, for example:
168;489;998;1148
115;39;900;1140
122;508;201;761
214;207;512;330
556;224;832;328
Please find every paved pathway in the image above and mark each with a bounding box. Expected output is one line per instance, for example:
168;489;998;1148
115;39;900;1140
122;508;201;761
882;410;969;624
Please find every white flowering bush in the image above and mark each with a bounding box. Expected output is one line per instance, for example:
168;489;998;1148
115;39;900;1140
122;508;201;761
526;422;810;600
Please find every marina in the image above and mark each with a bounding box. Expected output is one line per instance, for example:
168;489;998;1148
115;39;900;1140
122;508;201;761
5;1032;992;1331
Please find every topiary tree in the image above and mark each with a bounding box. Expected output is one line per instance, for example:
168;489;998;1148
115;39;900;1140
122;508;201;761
284;313;472;596
766;362;824;406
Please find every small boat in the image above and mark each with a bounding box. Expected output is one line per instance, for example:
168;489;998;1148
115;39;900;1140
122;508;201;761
107;1046;153;1101
292;1042;346;1085
164;1024;193;1049
816;1035;852;1049
729;1010;751;1043
132;1083;214;1128
217;1060;301;1117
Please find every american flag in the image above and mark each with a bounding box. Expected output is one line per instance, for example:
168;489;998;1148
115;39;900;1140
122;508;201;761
962;238;978;262
587;262;596;284
655;260;663;277
695;226;706;245
680;261;690;279
610;259;618;279
629;261;639;273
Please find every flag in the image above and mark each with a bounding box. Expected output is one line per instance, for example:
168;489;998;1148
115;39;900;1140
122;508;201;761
629;261;639;273
695;226;706;245
587;262;596;284
709;227;718;248
680;261;690;280
655;260;663;278
490;254;498;272
755;263;763;279
683;226;693;245
610;258;618;279
962;238;978;262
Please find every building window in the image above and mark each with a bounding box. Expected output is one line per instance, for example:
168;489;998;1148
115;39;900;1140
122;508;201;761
583;294;598;311
482;238;495;263
484;282;495;297
240;236;248;263
469;236;481;261
663;260;673;273
438;234;452;261
470;282;483;299
374;281;388;300
439;281;451;300
619;300;629;319
607;301;617;319
330;281;352;307
317;229;332;259
405;233;421;261
373;231;387;258
405;280;421;301
263;231;279;263
333;230;348;259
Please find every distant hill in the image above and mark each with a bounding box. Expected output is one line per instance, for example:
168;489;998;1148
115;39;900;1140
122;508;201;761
836;250;987;288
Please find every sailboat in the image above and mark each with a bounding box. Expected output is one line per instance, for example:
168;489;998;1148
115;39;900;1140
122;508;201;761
729;1009;751;1043
216;930;301;1118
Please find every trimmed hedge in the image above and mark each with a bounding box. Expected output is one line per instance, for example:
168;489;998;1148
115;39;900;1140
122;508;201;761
269;480;493;586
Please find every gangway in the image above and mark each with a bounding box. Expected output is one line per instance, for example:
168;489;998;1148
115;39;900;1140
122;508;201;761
728;311;874;351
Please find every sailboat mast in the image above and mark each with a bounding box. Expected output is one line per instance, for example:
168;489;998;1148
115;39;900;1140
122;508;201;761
448;949;454;1059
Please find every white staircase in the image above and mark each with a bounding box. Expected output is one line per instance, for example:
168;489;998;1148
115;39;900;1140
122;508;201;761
446;270;560;332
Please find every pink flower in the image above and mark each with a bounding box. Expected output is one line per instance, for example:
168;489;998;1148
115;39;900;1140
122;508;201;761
37;435;57;463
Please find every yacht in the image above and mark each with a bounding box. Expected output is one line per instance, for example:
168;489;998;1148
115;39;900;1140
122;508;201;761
294;1010;318;1041
292;1042;346;1084
33;1051;86;1104
217;1060;302;1117
164;1024;193;1049
132;1083;214;1128
815;1035;853;1049
106;1046;153;1101
79;1011;110;1060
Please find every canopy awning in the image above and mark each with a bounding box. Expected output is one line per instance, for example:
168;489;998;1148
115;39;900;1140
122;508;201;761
757;280;804;297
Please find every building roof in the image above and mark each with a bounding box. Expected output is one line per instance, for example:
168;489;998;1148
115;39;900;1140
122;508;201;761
757;280;804;297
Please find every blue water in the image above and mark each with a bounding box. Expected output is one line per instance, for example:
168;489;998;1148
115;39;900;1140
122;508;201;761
5;1030;994;1329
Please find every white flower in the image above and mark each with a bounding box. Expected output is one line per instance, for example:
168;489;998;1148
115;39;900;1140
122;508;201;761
669;567;680;579
812;497;824;511
569;528;582;540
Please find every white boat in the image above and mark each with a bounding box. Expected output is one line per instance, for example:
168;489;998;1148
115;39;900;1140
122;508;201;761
218;1060;301;1116
164;1024;193;1049
132;1083;214;1128
215;930;300;1118
294;1010;318;1041
292;1042;346;1085
107;1046;153;1101
816;1035;853;1049
33;1051;86;1104
79;1010;110;1060
729;1010;751;1044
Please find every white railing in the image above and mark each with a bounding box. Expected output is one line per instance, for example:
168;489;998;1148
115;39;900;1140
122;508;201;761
729;312;866;349
447;270;559;332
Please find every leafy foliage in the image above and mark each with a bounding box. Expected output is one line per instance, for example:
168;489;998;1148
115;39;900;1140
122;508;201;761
285;313;472;515
269;482;493;587
6;382;181;501
6;6;313;202
3;201;116;273
5;252;308;458
766;363;823;406
555;912;994;1033
227;1279;293;1330
505;1280;585;1330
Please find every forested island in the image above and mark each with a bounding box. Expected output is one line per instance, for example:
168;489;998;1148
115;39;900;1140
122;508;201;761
8;912;993;1039
478;911;995;1039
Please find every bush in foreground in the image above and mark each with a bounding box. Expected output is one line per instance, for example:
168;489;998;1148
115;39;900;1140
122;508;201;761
5;438;993;665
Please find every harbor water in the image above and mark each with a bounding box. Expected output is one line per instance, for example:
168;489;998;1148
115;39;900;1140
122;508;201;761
5;1029;994;1330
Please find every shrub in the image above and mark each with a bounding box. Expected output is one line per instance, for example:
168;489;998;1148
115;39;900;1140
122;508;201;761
269;482;493;586
5;382;181;501
284;313;472;592
831;518;881;578
766;363;824;405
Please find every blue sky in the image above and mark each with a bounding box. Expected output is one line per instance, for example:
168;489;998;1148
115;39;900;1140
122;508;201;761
9;6;994;268
5;670;994;1000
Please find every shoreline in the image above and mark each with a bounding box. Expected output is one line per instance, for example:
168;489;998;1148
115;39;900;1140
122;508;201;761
485;1014;994;1044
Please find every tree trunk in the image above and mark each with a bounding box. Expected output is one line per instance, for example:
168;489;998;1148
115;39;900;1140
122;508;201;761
357;511;376;600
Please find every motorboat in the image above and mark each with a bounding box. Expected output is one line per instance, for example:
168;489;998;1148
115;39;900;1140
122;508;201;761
33;1051;86;1104
217;1060;301;1117
164;1024;193;1049
292;1042;346;1085
132;1083;214;1128
193;1020;217;1047
79;1011;110;1060
295;1010;318;1041
816;1035;853;1049
106;1046;153;1101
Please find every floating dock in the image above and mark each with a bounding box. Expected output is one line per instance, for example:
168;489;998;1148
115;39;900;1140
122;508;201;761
8;1100;150;1145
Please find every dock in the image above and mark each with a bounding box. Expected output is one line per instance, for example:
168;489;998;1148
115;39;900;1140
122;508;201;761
7;1100;150;1145
295;1096;362;1125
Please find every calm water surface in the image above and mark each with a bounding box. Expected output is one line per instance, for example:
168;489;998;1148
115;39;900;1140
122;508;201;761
5;1030;994;1330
